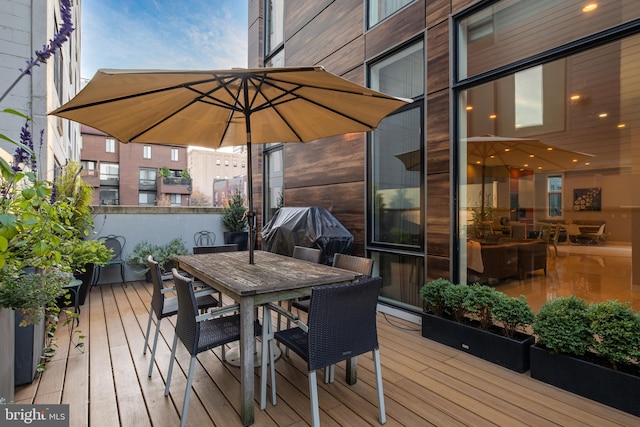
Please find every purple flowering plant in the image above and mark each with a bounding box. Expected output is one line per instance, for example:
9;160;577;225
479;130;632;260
0;0;78;326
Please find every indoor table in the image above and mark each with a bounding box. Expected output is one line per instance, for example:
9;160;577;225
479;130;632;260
175;250;361;426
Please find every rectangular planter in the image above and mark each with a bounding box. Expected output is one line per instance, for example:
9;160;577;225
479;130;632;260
421;312;534;372
530;345;640;417
14;311;46;386
0;307;15;401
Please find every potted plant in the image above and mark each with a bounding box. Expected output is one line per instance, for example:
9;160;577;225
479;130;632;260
221;189;249;250
126;238;189;281
420;279;535;372
54;161;112;304
530;296;640;416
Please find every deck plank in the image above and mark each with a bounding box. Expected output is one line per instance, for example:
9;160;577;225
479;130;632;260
19;281;640;427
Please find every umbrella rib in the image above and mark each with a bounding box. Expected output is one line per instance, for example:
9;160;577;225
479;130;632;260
256;77;381;129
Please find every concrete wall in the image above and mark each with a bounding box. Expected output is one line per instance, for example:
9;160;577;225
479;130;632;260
90;206;228;283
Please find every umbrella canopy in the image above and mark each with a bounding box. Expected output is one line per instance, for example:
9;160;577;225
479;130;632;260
50;66;410;263
463;135;594;221
465;134;594;171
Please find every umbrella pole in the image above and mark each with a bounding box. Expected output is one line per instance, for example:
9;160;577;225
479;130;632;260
246;133;255;264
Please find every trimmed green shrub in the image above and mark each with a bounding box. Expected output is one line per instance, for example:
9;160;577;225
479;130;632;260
589;300;640;370
443;283;470;322
419;278;452;316
463;284;501;330
533;296;593;356
493;294;535;338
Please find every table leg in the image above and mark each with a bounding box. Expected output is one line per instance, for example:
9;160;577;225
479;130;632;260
240;296;255;426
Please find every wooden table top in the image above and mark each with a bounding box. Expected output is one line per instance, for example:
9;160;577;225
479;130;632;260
175;250;360;299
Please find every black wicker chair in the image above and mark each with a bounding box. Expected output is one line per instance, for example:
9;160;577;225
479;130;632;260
142;256;218;377
165;268;260;427
260;277;385;426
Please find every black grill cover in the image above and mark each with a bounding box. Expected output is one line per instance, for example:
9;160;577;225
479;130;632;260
261;207;354;265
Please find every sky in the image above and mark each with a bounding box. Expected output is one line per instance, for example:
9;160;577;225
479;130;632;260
81;0;248;80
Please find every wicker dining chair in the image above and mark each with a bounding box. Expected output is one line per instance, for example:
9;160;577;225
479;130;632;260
165;269;260;427
260;277;385;427
142;256;218;377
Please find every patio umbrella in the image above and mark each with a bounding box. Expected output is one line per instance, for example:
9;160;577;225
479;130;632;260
50;66;410;263
464;135;594;220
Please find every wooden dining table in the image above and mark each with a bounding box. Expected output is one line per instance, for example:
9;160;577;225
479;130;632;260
175;250;361;426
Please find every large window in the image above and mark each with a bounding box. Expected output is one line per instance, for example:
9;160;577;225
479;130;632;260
369;40;424;248
368;0;413;28
139;192;156;206
368;40;424;310
455;0;640;311
100;188;119;205
139;168;157;187
265;0;284;56
263;144;284;224
99;162;119;182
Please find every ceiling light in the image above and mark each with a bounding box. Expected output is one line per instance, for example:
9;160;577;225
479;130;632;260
598;112;608;118
466;106;473;111
583;3;598;13
618;123;626;128
570;94;581;101
489;114;497;119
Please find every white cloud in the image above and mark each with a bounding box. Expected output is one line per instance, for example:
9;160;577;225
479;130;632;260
81;0;248;79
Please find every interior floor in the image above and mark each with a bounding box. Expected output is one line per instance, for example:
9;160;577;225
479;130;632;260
494;243;640;312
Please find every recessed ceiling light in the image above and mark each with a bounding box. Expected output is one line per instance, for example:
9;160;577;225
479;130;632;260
570;94;581;101
466;106;473;111
618;123;626;128
598;112;608;118
489;114;497;119
583;3;598;13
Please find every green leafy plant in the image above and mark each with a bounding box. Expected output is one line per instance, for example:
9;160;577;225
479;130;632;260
0;270;67;326
126;238;189;275
588;300;640;370
533;295;593;356
180;168;191;179
221;189;248;232
463;284;502;330
158;166;171;178
419;278;452;316
443;283;470;322
493;294;535;338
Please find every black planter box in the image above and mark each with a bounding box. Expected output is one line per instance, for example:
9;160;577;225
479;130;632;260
224;231;249;251
530;345;640;417
15;311;45;386
421;312;534;372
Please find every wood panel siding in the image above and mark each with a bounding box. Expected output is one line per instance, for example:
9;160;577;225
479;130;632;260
316;35;365;77
285;0;363;67
427;252;452;281
365;0;426;61
426;0;453;28
427;21;450;95
426;172;451;258
284;134;366;189
284;0;333;41
426;89;450;174
286;182;366;256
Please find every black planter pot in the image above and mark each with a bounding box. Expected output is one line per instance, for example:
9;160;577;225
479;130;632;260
530;345;640;417
421;312;534;373
224;231;249;251
75;263;95;305
14;311;45;386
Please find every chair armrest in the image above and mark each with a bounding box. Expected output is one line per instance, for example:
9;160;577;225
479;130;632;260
265;302;308;332
195;303;240;322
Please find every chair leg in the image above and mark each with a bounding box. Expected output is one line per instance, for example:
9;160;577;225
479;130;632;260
143;309;153;354
373;349;386;424
180;356;197;427
164;333;179;396
345;357;357;385
120;263;126;286
309;371;320;427
148;317;162;377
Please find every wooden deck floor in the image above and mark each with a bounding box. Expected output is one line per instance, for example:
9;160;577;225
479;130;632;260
14;280;640;427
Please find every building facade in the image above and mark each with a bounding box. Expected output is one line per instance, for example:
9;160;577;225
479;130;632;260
0;0;82;178
80;125;192;206
188;146;248;207
248;0;640;315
